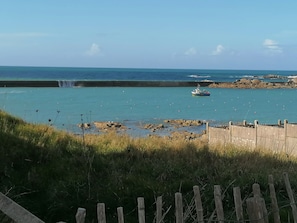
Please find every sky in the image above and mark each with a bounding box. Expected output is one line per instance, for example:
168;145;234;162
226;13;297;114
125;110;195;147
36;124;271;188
1;1;297;70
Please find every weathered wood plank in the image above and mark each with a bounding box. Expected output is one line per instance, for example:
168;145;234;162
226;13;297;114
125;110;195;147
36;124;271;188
97;203;106;223
156;196;163;223
246;197;265;223
137;197;146;223
75;207;86;223
233;186;244;222
193;185;204;223
252;183;268;223
175;192;183;223
117;207;124;223
268;175;281;223
0;192;45;223
214;185;224;223
283;172;297;223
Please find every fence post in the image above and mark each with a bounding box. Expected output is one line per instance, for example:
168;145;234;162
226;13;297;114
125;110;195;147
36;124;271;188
229;121;233;144
156;196;163;223
214;185;224;223
97;203;106;223
175;192;183;223
233;186;244;223
193;186;204;223
252;183;268;223
246;197;265;223
137;197;146;223
284;120;288;152
117;207;124;223
75;208;86;223
254;120;258;149
283;172;297;223
268;175;281;223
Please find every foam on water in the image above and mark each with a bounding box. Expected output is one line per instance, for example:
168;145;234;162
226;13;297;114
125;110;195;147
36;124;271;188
58;80;76;88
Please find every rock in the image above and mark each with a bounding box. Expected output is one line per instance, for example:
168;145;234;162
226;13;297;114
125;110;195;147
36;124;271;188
93;121;126;131
209;78;297;89
78;123;91;129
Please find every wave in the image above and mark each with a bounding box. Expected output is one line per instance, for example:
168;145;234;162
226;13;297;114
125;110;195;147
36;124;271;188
58;80;76;88
288;75;297;79
231;75;257;79
188;75;211;79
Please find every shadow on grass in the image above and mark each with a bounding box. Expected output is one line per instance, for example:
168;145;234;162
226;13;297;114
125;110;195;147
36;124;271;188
0;110;296;222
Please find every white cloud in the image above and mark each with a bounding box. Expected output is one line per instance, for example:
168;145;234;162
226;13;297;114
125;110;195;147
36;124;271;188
263;39;282;54
184;47;197;56
211;44;225;55
85;43;101;56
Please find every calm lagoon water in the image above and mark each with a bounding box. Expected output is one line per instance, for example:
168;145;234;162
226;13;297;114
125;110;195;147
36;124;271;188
1;86;297;136
1;66;297;136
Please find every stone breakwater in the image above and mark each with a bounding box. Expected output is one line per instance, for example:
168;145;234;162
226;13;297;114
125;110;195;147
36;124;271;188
1;78;296;88
0;80;208;87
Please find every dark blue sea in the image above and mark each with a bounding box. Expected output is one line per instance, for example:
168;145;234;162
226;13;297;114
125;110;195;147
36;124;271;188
1;66;297;136
1;66;297;82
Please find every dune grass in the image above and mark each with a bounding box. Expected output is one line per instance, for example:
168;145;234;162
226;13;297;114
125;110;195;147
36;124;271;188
1;110;297;222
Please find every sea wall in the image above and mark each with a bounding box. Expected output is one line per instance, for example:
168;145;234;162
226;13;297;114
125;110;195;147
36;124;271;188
0;80;212;87
207;120;297;156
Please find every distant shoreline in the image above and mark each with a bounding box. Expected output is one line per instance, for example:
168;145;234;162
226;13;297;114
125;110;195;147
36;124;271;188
0;79;292;88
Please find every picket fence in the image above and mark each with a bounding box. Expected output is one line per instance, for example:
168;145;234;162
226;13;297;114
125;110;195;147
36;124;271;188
1;172;297;223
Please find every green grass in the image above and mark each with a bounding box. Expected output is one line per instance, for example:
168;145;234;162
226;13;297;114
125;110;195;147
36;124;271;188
1;110;297;222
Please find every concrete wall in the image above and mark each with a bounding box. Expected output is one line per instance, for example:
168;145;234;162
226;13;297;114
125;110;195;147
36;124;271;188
207;120;297;156
0;80;213;87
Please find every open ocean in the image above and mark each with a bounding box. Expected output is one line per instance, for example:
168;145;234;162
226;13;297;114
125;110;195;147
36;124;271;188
1;66;297;136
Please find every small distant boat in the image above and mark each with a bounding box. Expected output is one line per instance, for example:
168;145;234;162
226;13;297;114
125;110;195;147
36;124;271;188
191;84;210;96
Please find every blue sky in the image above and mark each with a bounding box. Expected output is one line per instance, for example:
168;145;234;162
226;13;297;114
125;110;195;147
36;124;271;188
1;1;297;70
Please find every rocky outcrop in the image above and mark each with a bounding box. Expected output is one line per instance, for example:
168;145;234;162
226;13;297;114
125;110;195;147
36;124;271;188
209;78;297;89
142;123;165;132
142;119;204;132
93;121;126;131
164;119;204;127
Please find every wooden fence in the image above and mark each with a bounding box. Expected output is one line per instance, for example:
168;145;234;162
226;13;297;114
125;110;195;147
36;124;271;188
1;172;297;223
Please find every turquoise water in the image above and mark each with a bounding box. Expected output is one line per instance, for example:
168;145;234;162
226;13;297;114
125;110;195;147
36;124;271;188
1;87;297;135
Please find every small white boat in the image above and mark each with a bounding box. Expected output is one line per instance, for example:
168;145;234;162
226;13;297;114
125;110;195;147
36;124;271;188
191;85;210;96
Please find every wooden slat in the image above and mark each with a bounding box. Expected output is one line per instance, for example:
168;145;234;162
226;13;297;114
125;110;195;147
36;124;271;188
97;203;106;223
175;192;183;223
214;185;224;223
137;197;146;223
233;186;244;222
252;183;268;223
268;175;281;223
0;192;45;223
283;172;297;223
193;186;204;223
117;207;124;223
75;208;86;223
246;197;265;223
156;196;163;223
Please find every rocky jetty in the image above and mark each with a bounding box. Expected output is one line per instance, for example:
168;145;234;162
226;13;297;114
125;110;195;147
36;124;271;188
209;78;297;89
